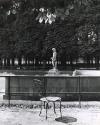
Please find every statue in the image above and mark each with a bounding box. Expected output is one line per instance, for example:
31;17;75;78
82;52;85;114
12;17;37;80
46;48;59;75
51;48;57;69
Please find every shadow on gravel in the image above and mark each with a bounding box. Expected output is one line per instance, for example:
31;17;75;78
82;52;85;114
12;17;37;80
55;116;77;124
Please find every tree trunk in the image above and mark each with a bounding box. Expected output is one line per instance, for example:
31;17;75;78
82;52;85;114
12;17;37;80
0;58;2;66
35;58;39;66
61;57;66;66
95;57;99;69
70;57;73;70
42;60;46;69
18;57;21;67
25;57;28;66
4;58;6;66
7;58;10;66
12;58;15;66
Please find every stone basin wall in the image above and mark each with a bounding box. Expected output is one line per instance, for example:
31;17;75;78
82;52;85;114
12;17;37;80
3;72;100;101
72;70;100;76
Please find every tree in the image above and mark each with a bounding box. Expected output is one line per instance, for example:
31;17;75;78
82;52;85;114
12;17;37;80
0;0;100;69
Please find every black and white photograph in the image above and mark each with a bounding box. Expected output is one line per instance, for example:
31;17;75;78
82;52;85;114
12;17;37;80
0;0;100;125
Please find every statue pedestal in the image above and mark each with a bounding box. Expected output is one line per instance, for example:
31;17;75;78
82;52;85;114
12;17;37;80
48;68;59;75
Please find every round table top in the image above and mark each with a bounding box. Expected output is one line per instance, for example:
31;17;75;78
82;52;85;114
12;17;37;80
40;96;61;102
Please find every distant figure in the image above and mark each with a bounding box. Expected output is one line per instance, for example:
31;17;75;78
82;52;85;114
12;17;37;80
51;48;57;69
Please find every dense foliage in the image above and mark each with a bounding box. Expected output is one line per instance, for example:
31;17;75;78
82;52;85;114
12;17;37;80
0;0;100;68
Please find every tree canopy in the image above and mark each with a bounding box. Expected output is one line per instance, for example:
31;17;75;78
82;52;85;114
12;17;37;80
0;0;100;67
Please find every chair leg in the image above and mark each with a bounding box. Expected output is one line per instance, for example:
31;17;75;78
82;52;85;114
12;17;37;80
60;101;62;118
53;102;56;114
46;102;48;119
44;102;46;109
39;101;42;116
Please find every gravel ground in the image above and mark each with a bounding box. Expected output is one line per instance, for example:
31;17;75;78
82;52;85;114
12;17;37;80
0;75;100;125
0;101;100;125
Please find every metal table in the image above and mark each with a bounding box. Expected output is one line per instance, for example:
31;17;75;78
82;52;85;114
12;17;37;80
39;96;62;119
